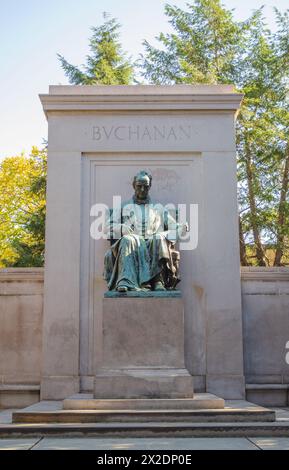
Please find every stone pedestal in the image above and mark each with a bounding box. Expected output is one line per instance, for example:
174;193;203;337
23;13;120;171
94;297;194;399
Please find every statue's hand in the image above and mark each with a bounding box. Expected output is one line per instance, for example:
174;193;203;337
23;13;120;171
121;224;133;235
180;222;189;237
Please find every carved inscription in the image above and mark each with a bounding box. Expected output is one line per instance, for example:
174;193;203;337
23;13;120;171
92;125;193;141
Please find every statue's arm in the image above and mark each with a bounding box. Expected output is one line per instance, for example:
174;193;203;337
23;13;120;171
103;208;133;239
103;208;121;239
166;211;188;241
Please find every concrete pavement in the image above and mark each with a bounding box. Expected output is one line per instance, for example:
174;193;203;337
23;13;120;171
0;436;289;450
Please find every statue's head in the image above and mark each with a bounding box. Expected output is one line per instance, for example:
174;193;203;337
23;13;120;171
133;170;152;201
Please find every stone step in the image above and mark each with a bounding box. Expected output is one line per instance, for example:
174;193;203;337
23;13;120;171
1;421;289;438
12;407;275;424
63;393;225;410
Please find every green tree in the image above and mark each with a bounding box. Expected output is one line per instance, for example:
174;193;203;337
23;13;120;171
141;1;289;266
236;8;289;266
0;147;46;267
271;9;289;265
141;0;246;85
58;14;134;85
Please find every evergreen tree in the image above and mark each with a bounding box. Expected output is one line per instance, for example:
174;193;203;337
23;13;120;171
58;14;134;85
141;0;245;84
141;1;289;266
235;8;289;265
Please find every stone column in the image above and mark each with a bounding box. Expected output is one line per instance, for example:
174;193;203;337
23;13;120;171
40;150;82;399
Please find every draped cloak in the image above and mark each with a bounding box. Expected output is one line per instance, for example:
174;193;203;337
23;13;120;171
103;197;182;291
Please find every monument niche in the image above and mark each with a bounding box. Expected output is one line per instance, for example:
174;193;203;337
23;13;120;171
92;169;193;399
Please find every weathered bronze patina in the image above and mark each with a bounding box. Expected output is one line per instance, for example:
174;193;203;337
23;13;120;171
103;170;186;293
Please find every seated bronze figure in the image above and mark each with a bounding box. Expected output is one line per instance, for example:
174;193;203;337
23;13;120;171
103;170;186;292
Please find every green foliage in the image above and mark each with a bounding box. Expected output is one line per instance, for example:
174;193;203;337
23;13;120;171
235;8;289;265
58;14;134;85
141;0;289;265
2;4;287;267
0;147;46;267
141;0;245;84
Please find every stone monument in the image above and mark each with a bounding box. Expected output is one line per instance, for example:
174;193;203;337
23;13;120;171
39;85;245;401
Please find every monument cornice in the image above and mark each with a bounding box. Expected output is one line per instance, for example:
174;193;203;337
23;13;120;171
39;85;243;116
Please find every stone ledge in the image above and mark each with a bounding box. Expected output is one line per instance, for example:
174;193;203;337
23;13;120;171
0;385;40;391
13;408;275;424
48;84;237;95
0;385;40;409
246;384;289;390
40;85;243;114
94;368;194;399
104;290;181;298
0;268;44;282
241;267;289;282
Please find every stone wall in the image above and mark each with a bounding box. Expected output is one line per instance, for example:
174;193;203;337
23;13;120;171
241;267;289;406
0;267;288;407
0;268;43;408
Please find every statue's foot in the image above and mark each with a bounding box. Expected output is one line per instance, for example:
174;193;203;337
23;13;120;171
153;281;166;291
141;284;152;291
117;285;128;292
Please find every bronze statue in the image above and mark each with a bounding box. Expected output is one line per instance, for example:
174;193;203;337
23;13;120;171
103;170;186;293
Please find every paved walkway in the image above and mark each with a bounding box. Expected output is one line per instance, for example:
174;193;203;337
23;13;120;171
0;436;289;450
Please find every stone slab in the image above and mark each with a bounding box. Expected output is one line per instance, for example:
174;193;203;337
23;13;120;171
63;392;224;410
95;298;193;399
32;436;257;450
12;398;274;424
48;84;237;95
242;288;289;380
101;298;185;369
12;408;275;424
94;368;194;399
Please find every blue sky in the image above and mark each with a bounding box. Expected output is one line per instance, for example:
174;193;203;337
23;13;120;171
0;0;288;159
